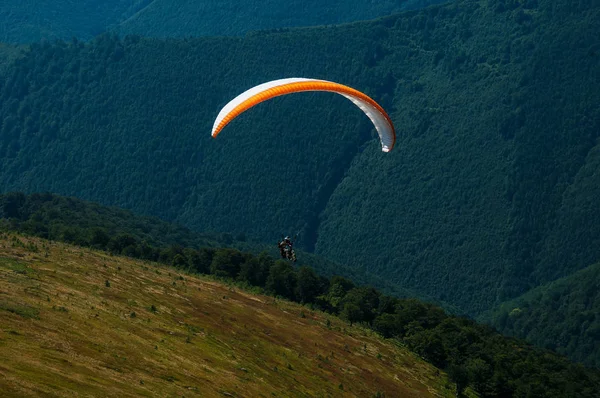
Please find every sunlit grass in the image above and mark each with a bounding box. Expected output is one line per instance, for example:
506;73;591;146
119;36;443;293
0;233;454;397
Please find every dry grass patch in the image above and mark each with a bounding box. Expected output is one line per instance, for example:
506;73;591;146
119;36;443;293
0;234;454;397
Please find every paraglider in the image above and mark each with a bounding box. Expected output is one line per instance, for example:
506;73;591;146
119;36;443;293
212;78;396;262
211;78;396;152
278;235;297;262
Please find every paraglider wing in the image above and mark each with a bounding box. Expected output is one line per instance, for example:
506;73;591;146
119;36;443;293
211;78;396;152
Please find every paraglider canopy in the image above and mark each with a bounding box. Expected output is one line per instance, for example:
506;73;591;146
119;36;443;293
212;78;396;152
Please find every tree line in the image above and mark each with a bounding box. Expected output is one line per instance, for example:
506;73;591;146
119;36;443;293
2;191;600;397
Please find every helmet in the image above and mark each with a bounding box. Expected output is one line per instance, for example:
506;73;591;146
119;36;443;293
284;236;290;240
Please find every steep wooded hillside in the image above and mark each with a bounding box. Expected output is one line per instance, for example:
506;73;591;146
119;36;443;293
482;261;600;368
0;0;598;316
0;0;443;43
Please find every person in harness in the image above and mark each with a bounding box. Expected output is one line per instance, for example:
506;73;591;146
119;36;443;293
278;235;297;262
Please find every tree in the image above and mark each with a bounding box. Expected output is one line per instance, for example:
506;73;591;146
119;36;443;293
107;234;138;254
210;248;245;278
377;295;399;315
265;260;297;300
405;329;447;368
90;228;110;249
139;240;159;261
0;192;26;219
295;266;322;304
447;363;469;397
340;302;363;326
340;287;380;324
185;248;213;274
238;251;271;287
172;253;187;268
320;276;356;312
373;313;400;338
465;357;493;395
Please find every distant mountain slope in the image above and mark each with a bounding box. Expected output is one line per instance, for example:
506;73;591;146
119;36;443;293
313;0;600;312
0;0;445;43
115;0;446;38
0;0;598;318
0;42;20;72
536;144;600;283
0;1;145;43
481;261;600;368
0;235;455;397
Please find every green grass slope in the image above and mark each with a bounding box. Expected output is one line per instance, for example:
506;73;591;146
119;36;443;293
4;214;600;396
0;0;598;318
0;234;455;397
481;261;600;368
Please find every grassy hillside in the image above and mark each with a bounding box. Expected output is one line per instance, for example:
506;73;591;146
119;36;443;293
0;233;455;397
481;261;600;368
5;203;600;396
0;0;598;318
4;233;600;397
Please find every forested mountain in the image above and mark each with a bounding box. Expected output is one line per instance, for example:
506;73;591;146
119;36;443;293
0;0;598;320
0;0;146;43
482;261;600;368
0;0;443;43
114;0;446;39
315;0;600;313
0;43;19;71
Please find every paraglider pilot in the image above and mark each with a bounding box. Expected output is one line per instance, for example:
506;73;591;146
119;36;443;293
278;236;296;262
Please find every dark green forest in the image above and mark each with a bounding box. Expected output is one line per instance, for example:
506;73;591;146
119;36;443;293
0;0;442;43
0;0;146;43
114;0;446;39
482;262;600;368
0;191;231;249
0;0;599;364
0;43;19;72
2;193;600;397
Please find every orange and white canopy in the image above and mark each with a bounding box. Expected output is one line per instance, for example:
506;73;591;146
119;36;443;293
211;78;396;152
